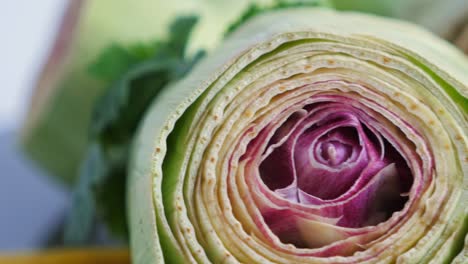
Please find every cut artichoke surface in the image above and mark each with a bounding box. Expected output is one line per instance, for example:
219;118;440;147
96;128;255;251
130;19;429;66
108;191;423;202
128;9;468;264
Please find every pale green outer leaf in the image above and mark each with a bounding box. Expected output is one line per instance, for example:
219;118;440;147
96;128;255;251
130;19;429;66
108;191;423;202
129;8;467;263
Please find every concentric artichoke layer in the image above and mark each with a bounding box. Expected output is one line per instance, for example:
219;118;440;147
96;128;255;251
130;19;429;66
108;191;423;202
128;9;468;264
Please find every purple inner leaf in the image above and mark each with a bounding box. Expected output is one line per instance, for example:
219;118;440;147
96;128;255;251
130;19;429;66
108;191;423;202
254;100;414;248
319;140;353;166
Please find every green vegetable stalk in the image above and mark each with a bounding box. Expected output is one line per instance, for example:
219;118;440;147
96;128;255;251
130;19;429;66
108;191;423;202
21;0;268;184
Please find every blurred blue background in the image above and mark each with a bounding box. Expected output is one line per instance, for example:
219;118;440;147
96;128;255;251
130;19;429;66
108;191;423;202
0;0;69;251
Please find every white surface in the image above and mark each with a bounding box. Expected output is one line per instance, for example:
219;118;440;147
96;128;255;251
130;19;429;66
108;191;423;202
0;0;66;129
0;0;70;251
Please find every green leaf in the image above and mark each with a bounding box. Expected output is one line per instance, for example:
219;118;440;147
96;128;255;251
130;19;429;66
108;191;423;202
128;41;163;60
64;143;105;244
225;0;333;36
91;58;177;139
167;16;200;58
64;15;205;244
87;44;133;81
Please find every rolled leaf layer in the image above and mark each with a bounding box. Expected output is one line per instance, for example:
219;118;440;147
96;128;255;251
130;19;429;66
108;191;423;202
129;9;468;264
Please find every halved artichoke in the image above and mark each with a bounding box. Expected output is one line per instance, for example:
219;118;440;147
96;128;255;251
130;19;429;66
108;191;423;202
128;8;468;264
